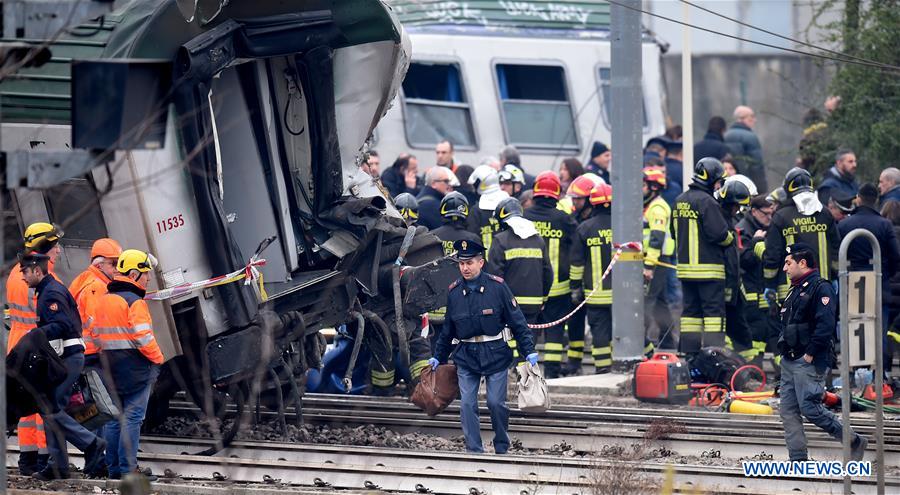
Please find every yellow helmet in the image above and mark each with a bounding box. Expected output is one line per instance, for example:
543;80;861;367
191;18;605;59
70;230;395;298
117;249;157;274
23;222;63;251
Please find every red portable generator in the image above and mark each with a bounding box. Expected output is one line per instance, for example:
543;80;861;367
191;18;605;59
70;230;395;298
633;352;692;404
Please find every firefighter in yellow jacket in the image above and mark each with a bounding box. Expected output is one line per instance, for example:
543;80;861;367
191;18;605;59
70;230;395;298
671;158;734;353
642;166;676;350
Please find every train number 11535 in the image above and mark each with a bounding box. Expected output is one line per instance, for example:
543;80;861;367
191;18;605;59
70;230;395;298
156;214;185;234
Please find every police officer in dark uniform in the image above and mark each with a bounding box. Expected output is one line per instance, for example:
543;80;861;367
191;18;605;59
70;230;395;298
427;192;480;346
777;243;868;462
20;253;107;480
429;239;538;454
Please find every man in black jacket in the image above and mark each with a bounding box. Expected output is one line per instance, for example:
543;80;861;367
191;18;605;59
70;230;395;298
20;253;106;480
694;116;730;161
777;243;867;462
417;167;453;230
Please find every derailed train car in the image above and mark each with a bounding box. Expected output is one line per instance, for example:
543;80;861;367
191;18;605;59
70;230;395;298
1;0;454;424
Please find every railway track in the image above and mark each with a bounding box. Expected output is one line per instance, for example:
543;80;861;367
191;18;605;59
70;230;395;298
8;436;897;494
166;393;900;465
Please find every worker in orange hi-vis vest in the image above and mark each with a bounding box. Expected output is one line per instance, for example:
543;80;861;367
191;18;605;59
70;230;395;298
90;249;164;480
69;238;123;362
6;222;63;475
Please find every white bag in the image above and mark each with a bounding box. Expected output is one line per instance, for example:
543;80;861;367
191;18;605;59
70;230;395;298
516;362;551;413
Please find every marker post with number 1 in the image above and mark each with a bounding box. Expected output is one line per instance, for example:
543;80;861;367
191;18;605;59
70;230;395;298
838;229;883;495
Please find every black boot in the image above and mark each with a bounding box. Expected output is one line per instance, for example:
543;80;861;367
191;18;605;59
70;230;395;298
36;454;49;473
562;359;583;376
543;362;561;379
33;464;70;481
83;437;108;477
18;452;39;476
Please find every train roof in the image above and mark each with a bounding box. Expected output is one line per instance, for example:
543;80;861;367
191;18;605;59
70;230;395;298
389;0;616;38
0;0;401;125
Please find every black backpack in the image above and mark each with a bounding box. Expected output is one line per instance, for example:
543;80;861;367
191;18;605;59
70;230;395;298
689;346;746;385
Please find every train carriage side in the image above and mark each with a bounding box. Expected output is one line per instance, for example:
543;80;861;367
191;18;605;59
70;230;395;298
2;0;438;414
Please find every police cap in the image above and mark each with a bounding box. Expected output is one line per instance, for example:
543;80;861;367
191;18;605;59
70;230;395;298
453;239;485;260
18;252;50;268
785;242;817;267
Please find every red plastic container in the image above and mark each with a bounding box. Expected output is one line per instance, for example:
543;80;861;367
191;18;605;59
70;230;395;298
633;352;692;404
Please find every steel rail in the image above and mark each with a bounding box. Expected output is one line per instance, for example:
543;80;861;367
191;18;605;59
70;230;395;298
171;393;900;433
8;437;897;495
165;404;900;466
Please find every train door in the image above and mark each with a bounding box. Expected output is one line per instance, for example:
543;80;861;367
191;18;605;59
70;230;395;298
207;58;306;291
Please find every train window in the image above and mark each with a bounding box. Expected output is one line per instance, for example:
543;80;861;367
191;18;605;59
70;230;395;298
44;177;108;244
401;62;476;150
598;67;648;129
495;63;578;150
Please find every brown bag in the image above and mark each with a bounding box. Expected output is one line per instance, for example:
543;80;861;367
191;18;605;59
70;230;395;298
411;364;459;416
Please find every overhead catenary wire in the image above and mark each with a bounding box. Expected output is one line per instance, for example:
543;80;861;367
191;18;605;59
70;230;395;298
678;0;895;71
605;0;900;73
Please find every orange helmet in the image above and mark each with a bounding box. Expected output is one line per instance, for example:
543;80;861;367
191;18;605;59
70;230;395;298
589;183;613;207
90;238;123;260
566;173;603;198
642;166;667;189
533;171;562;200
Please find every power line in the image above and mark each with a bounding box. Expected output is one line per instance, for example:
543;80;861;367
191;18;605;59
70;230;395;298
605;0;900;73
678;0;896;71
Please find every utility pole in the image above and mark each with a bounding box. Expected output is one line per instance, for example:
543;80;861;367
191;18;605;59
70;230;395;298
610;0;644;365
681;1;694;190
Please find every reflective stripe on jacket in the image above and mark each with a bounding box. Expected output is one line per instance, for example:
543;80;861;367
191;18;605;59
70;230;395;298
570;209;613;305
91;276;163;364
69;264;112;356
487;228;553;314
763;204;839;289
525;197;578;297
672;184;733;281
643;195;674;267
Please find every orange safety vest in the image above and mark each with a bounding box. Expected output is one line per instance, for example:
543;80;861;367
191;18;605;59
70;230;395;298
69;265;112;356
89;276;164;364
7;264;39;352
5;262;54;455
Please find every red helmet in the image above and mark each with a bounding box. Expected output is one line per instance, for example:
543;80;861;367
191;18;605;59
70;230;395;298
642;165;667;189
589;183;612;207
566;174;603;198
533;171;562;200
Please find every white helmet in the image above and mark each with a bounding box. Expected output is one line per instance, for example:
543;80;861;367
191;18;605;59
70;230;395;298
468;165;500;195
498;164;525;185
721;174;758;198
446;168;461;188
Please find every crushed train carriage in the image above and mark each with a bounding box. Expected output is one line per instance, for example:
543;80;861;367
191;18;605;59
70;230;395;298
1;0;457;424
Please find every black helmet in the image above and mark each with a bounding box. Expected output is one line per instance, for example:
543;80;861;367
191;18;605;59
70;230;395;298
693;157;725;189
494;197;524;226
440;191;469;221
394;193;419;223
717;179;751;207
783;167;813;196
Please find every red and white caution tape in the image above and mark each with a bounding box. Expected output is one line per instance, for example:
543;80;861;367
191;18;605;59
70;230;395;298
528;241;642;329
144;256;268;301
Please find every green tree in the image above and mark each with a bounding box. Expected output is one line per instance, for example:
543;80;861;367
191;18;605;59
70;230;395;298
810;0;900;182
